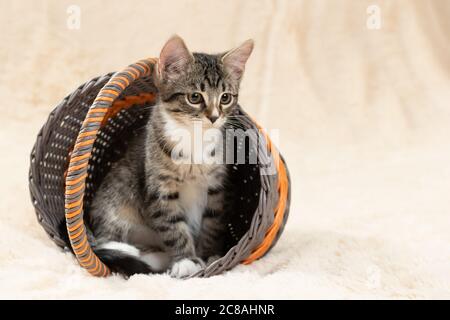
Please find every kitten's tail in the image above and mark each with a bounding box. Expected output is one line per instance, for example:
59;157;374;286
93;241;168;277
56;221;167;277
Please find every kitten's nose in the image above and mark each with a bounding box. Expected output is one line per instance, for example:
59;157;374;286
207;115;219;124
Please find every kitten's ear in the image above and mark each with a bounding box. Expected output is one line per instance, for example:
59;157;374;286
158;35;193;80
221;39;254;80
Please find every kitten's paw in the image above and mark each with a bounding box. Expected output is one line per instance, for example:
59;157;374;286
170;258;204;278
206;255;221;266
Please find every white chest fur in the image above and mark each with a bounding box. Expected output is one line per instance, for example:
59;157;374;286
178;178;208;236
162;109;225;235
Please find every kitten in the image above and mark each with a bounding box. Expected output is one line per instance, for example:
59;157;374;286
89;35;254;278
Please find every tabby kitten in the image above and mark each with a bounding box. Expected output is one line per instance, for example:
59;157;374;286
89;35;254;278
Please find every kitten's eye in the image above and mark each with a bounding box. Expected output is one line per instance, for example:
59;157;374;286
220;93;233;106
186;92;203;105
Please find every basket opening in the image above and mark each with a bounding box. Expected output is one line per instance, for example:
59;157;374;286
82;102;262;262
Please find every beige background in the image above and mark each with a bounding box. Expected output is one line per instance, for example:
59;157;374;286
0;0;449;298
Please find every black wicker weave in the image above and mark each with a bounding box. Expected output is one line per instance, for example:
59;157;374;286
29;58;291;277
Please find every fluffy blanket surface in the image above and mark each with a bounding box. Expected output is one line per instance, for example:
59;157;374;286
1;0;449;299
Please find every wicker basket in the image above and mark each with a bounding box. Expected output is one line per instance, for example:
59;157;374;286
28;58;291;277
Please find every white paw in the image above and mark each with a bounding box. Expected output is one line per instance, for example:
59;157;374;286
170;258;203;278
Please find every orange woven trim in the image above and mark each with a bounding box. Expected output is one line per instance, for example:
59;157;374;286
72;235;87;251
78;130;99;139
67;219;84;232
72;139;95;149
88;107;109;112
109;80;126;90
68;161;89;172
84;255;97;269
125;69;138;79
95;96;114;103
84;116;104;123
65;197;83;209
65;173;87;186
65;207;82;219
114;76;130;86
100;265;109;277
79;253;94;266
242;126;289;265
88;257;100;274
69;152;91;164
78;250;93;263
130;65;141;73
101;93;156;127
65;183;84;195
135;61;150;74
79;252;94;267
98;89;120;97
78;256;92;266
74;240;89;256
69;226;85;241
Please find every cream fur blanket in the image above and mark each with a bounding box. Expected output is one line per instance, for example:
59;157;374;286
0;0;449;299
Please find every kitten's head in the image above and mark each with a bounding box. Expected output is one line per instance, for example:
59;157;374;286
155;35;254;129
